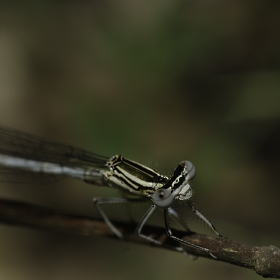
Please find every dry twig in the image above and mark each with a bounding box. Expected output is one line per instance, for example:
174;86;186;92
0;198;279;278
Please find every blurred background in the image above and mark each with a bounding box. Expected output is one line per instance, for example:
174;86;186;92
0;1;280;279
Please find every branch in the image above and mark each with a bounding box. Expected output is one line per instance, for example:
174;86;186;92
0;198;279;278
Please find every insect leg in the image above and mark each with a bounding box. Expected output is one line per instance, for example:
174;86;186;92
164;208;217;258
187;203;222;237
135;204;160;244
135;205;184;252
93;197;130;239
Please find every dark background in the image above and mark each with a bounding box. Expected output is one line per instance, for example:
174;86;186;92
0;1;280;279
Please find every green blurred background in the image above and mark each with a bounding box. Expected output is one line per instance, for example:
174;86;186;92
0;1;280;279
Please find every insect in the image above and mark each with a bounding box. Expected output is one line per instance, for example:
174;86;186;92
0;126;222;257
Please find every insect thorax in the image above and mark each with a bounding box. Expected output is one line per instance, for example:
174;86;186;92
103;155;168;197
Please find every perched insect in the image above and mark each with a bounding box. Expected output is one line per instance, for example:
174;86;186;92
0;126;222;257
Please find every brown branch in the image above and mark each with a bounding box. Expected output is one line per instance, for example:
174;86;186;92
0;198;279;278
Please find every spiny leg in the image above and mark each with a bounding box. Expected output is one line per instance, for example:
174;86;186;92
164;208;217;258
187;202;222;237
119;192;139;225
135;205;183;252
93;197;131;239
167;206;191;233
135;204;160;244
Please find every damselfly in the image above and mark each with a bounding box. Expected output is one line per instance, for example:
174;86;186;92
0;126;222;257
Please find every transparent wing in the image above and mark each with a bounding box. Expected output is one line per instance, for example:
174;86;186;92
0;167;67;184
0;126;109;184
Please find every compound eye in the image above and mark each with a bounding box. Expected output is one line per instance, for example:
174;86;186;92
158;190;165;198
184;161;196;180
152;188;175;208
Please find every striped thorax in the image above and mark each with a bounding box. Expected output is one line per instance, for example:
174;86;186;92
103;155;196;208
103;155;169;196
